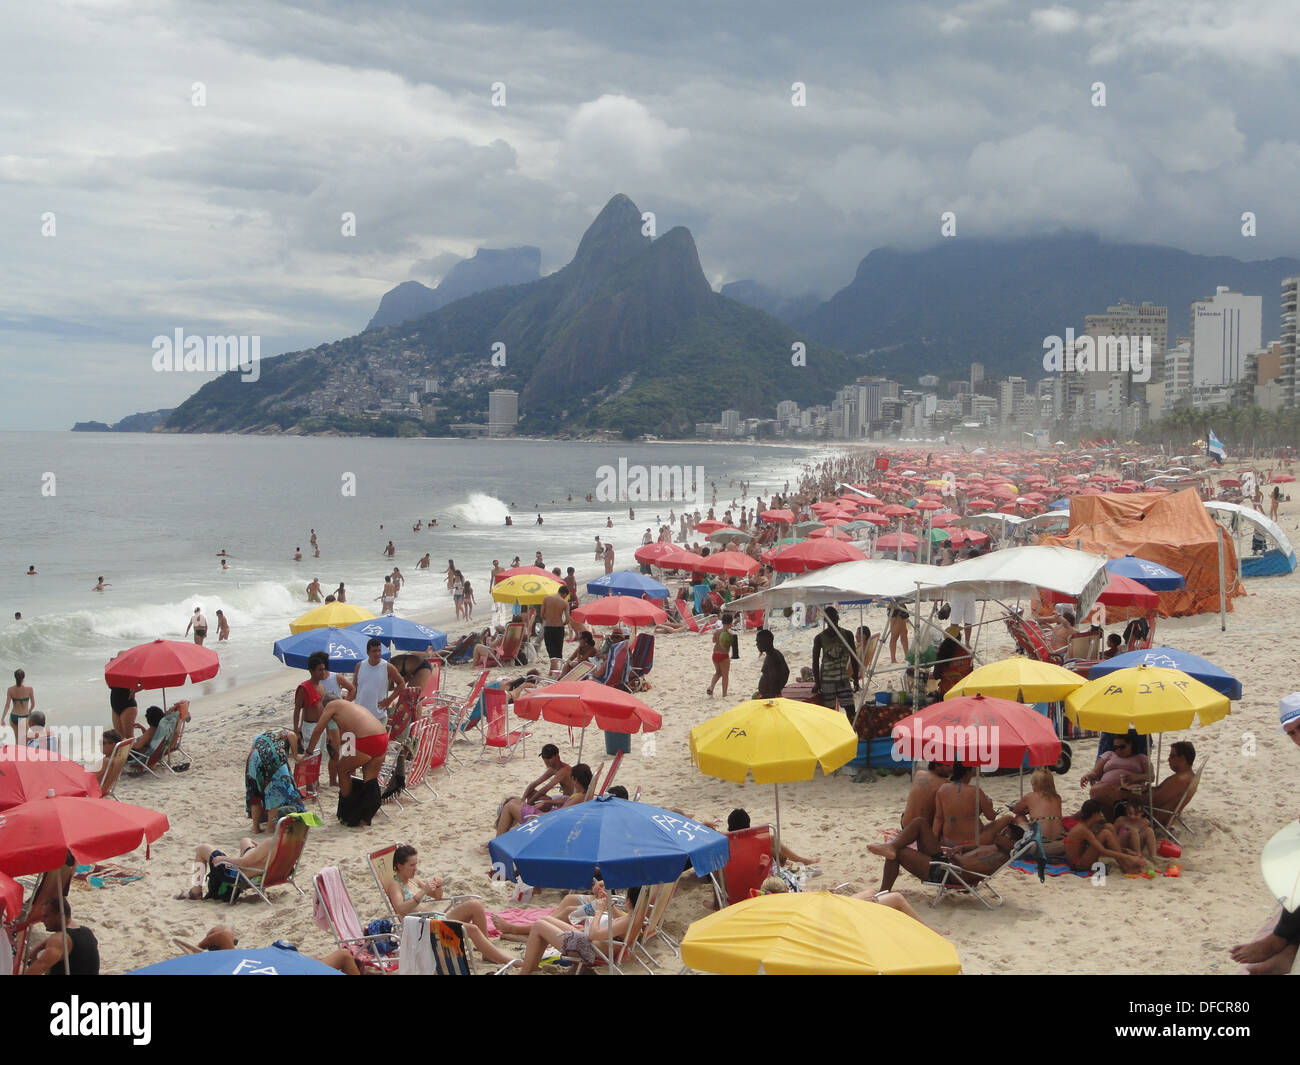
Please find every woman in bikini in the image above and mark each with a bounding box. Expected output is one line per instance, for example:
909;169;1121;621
1010;768;1065;857
5;669;34;745
445;560;457;591
706;612;734;697
386;844;527;965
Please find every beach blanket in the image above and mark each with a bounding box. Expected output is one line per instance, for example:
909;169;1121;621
1010;857;1092;879
73;863;143;889
486;906;553;936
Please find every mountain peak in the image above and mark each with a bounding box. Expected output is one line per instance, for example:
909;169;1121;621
570;194;651;273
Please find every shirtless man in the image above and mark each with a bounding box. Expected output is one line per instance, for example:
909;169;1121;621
493;745;576;835
293;546;302;562
869;818;1024;892
933;762;1008;847
215;610;230;641
1063;800;1144;874
1146;741;1196;827
91;576;111;592
901;761;951;829
185;606;208;645
539;589;571;672
375;576;397;616
416;554;430;570
494;762;592;835
306;578;323;603
303;699;388;802
384;540;396;558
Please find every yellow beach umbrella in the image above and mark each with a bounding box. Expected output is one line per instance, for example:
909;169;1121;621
289;601;376;634
1262;821;1300;913
946;657;1085;703
690;698;858;784
680;892;961;975
1064;665;1229;734
690;699;858;855
491;574;561;606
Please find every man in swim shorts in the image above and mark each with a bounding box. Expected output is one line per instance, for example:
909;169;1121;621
302;699;388;802
540;588;571;673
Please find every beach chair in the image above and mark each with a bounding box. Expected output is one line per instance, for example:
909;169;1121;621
229;816;310;905
598;641;632;692
12;860;75;974
743;609;766;631
96;738;134;800
582;885;655;975
431;669;491;763
312;866;400;973
479;621;526;669
1004;614;1064;666
710;826;776;908
630;878;681;970
676;602;702;634
368;844;481;924
127;710;181;776
398;915;518;976
437;633;477;665
1151;758;1207;846
596;750;624;795
927;832;1038;909
478;688;529;761
293;752;324;813
553;661;592;685
628;633;655;691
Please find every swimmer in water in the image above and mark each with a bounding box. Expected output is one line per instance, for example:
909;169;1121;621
91;576;111;592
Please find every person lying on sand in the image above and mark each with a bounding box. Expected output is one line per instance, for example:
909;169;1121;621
187;925;361;974
869;818;1024;892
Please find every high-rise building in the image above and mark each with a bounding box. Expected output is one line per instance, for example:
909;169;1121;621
776;400;799;422
1163;339;1192;414
999;377;1026;425
720;409;741;433
487;389;519;436
970;363;985;390
1084;301;1168;366
1281;277;1298;407
1191;286;1262;387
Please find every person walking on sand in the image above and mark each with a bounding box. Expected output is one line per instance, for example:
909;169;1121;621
185;606;208;646
216;609;230;641
707;613;734;697
461;579;476;620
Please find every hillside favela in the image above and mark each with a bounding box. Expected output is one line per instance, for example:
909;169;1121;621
6;0;1300;1023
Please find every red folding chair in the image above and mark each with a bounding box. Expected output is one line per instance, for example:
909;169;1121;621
293;752;323;813
710;825;775;908
478;688;529;761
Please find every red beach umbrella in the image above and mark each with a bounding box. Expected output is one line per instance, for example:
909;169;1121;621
105;639;219;691
947;530;990;548
496;565;555;582
571;596;667;628
634;543;678;565
698;553;760;578
0;748;102;810
694;520;728;534
875;531;919;550
858;512;890;526
0;795;169;877
1043;573;1158;610
881;504;914;518
657;548;707;572
514;683;662;734
769;540;867;573
892;694;1061;770
808;526;854;541
760;509;796;523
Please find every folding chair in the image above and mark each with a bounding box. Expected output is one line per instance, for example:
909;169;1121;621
1151;758;1207;846
96;738;134;800
127;710;181;777
479;621;526;669
1004;614;1064;666
293;752;324;813
596;750;624;795
599;641;631;692
368;844;480;923
630;878;681;970
478;688;529;761
229;816;309;905
628;633;655;691
710;826;775;908
312;866;400;973
583;886;655;975
927;832;1037;909
398;915;517;975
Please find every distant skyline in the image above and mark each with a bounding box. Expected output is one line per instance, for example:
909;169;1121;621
4;0;1300;428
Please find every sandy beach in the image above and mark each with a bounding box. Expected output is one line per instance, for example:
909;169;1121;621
62;491;1300;975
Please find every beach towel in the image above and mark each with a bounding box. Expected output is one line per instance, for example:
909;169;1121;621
487;907;552;936
400;915;470;976
72;863;143;889
314;866;361;938
1009;857;1092;879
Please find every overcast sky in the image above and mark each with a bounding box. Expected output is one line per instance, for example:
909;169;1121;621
4;0;1299;428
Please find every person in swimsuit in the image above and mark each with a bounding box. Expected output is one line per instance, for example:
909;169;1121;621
1010;768;1065;857
932;762;1012;847
494;763;592;836
1063;800;1144;874
91;576;111;592
185;606;208;645
306;578;322;602
376;575;397;616
176;834;287;900
452;571;465;620
517;880;640;973
540;590;571;673
335;583;346;602
1112;800;1159;868
215;610;230;641
706;612;734;697
385;844;525;966
416;553;430;569
1079;733;1152;819
5;668;34;745
900;761;951;830
445;560;457;590
461;580;475;620
302;699;388;805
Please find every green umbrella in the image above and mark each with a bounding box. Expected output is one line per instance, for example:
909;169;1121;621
927;528;951;544
793;521;824;534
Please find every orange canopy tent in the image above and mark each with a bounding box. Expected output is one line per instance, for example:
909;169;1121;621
1041;489;1242;618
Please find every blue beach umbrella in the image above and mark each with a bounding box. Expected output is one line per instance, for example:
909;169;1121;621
130;945;342;975
488;794;729;890
585;570;670;599
272;627;389;671
1088;646;1241;700
1104;555;1186;591
347;615;448;652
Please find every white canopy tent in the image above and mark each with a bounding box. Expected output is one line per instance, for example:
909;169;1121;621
1205;501;1298;577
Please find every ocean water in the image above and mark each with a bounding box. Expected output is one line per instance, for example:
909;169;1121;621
0;433;820;725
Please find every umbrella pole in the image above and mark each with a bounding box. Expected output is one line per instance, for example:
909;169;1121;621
773;783;783;871
1216;526;1227;632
